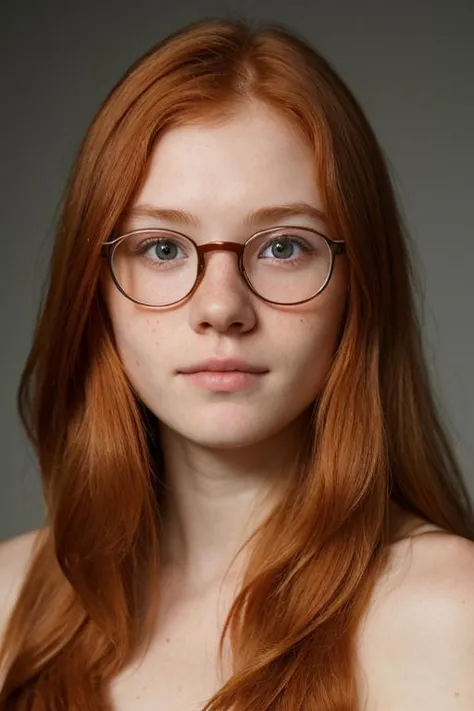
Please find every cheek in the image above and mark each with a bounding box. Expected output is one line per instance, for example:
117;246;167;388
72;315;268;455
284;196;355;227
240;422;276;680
280;294;347;381
292;317;339;369
111;320;169;411
105;290;163;379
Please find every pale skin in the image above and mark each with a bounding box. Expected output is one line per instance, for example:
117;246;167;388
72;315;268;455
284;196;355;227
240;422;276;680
103;101;349;591
1;101;474;710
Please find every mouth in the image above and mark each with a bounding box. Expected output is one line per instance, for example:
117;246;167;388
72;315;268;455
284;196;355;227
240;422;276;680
178;359;268;392
178;358;269;375
180;370;266;392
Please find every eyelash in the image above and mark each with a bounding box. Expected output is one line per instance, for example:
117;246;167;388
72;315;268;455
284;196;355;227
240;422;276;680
133;235;314;265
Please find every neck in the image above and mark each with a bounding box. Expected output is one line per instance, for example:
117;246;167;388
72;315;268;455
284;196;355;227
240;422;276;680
156;413;310;590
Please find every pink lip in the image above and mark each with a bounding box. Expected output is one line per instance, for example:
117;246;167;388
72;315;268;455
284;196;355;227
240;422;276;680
178;358;268;375
182;370;265;392
178;358;268;392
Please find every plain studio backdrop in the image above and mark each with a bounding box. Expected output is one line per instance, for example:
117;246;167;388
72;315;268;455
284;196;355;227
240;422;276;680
0;0;473;541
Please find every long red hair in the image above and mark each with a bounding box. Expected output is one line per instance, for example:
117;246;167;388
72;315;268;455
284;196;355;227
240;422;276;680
1;17;473;711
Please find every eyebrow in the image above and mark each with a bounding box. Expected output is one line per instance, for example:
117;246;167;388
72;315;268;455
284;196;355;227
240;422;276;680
124;201;327;229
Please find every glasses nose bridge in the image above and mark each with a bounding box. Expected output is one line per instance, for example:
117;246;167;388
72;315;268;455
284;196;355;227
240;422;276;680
196;240;245;276
198;240;245;259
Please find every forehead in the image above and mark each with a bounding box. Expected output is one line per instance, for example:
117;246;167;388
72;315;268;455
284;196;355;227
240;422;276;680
132;103;323;225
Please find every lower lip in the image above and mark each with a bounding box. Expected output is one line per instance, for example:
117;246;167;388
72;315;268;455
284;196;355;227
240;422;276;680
181;371;266;392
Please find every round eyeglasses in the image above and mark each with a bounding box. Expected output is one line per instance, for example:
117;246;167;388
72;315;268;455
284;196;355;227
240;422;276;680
100;226;346;307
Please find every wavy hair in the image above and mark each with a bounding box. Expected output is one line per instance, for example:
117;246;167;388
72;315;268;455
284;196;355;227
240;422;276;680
1;16;473;711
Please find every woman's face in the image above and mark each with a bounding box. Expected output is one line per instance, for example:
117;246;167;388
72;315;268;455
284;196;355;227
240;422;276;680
103;102;348;449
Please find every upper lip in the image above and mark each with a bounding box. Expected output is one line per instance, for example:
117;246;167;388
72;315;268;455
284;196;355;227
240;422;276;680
178;358;268;374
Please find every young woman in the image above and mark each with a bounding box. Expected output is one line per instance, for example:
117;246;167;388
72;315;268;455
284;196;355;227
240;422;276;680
0;17;473;711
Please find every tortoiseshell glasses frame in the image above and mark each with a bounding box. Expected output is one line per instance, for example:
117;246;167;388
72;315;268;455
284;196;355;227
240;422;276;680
100;225;346;307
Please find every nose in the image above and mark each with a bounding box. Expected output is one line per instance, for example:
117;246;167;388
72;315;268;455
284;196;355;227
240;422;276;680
188;250;257;335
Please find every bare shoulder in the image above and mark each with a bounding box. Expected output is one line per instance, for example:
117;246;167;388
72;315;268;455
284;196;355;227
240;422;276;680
357;526;474;710
0;529;42;639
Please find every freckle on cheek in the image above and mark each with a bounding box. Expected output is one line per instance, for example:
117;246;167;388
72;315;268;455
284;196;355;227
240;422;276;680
145;317;159;333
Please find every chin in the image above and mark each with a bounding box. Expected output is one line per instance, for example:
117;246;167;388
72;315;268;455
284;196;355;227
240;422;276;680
159;408;284;450
193;436;262;450
182;423;274;449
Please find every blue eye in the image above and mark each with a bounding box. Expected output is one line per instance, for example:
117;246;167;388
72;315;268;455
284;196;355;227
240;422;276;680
149;240;182;261
259;236;311;262
134;237;188;264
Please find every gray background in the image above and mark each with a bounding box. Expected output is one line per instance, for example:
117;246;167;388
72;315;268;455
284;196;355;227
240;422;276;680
1;0;473;542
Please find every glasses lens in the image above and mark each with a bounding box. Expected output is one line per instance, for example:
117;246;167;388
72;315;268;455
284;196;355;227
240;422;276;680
111;230;198;306
243;228;332;304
